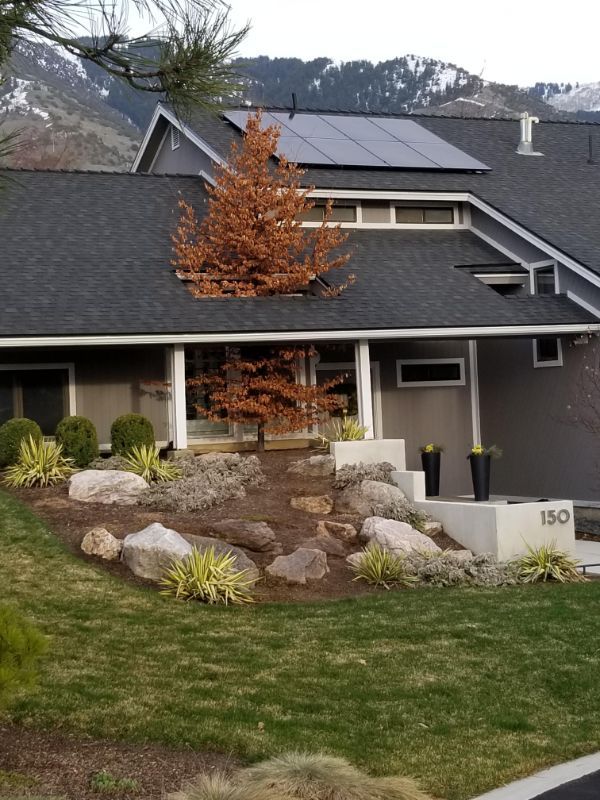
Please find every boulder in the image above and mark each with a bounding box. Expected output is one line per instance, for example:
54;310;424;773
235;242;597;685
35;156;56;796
211;519;278;552
69;470;148;505
299;533;346;557
336;480;406;517
266;548;329;584
183;534;259;584
122;523;192;580
346;552;365;569
290;495;333;515
360;516;441;555
422;520;443;537
81;527;122;560
316;519;358;542
287;455;335;477
450;549;474;565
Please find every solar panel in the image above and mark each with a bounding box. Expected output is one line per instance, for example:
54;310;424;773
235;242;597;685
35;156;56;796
222;110;490;171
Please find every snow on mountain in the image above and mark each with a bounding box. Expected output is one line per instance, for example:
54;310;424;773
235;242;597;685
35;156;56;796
547;82;600;113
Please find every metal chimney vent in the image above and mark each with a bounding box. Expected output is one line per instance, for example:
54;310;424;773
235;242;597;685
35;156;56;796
517;112;543;156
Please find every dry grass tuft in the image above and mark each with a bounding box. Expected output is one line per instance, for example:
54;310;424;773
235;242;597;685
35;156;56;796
170;771;282;800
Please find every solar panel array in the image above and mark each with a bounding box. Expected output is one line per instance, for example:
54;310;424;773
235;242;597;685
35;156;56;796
223;110;490;171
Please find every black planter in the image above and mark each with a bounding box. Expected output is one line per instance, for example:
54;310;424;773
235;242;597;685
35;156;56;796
421;451;441;497
469;454;491;501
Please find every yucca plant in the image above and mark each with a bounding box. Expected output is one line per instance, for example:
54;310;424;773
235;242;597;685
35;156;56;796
2;435;75;488
239;752;432;800
350;544;418;590
517;540;586;584
170;771;280;800
123;444;182;483
316;411;368;447
160;546;256;605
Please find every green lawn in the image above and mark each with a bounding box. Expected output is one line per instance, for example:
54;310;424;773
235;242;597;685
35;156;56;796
1;491;600;800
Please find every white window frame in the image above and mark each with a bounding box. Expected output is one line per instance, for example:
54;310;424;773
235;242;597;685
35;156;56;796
170;125;180;151
530;260;558;296
533;337;563;369
396;357;466;388
0;362;77;417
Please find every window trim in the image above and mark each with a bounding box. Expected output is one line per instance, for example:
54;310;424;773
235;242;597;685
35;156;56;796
396;357;466;388
530;260;558;296
533;338;563;368
300;200;462;229
0;363;77;429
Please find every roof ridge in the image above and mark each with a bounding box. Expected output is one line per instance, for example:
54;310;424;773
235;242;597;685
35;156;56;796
0;167;204;178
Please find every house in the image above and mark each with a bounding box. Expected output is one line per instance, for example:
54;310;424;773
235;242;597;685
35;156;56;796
1;103;600;502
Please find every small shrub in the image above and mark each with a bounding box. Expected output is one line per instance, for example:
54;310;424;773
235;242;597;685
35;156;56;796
110;413;154;456
404;550;519;588
316;412;368;446
89;455;129;471
516;540;585;583
160;547;256;605
0;605;47;708
55;415;99;467
0;418;42;468
350;544;418;590
333;461;395;490
239;752;432;800
373;498;429;533
170;772;275;800
3;436;75;488
123;444;182;483
90;770;140;794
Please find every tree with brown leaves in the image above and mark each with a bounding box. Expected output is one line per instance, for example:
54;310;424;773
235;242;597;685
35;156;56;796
172;111;353;296
191;347;345;451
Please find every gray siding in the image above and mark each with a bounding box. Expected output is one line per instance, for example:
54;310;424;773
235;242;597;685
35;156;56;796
469;207;549;262
478;337;600;501
151;128;216;176
557;263;600;314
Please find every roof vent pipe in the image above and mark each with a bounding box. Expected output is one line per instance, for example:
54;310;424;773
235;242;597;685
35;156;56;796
517;112;543;156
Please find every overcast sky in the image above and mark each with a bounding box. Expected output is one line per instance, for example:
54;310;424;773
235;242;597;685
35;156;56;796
226;0;600;86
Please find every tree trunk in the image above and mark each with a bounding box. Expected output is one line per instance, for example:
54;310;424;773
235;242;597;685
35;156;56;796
257;422;265;452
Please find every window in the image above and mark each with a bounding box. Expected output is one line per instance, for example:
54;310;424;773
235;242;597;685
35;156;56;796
184;346;230;438
361;200;391;223
0;367;70;434
395;206;454;225
297;202;357;223
533;338;563;368
534;266;556;295
170;125;181;151
396;358;465;387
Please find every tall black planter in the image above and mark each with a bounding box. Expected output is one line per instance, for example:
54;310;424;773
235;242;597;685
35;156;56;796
421;451;441;497
469;454;491;501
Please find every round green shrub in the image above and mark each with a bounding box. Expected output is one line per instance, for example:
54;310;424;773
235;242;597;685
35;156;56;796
0;605;47;708
0;418;43;468
110;413;155;456
55;416;99;468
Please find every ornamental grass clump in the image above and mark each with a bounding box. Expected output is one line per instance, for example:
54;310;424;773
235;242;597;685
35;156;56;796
238;752;432;800
123;444;182;483
170;771;279;800
3;436;75;488
350;544;418;590
317;411;368;446
373;498;429;533
160;546;256;605
516;540;585;584
333;461;395;490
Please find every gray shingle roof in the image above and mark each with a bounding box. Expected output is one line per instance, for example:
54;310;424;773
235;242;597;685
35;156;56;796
0;169;595;338
174;105;600;277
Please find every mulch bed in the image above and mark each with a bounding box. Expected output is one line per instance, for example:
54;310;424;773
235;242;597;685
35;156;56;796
0;723;235;799
8;449;460;603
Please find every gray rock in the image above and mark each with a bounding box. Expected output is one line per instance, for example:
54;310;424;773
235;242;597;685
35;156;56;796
287;455;335;477
122;523;192;580
299;533;346;557
422;520;443;537
183;534;259;585
290;495;333;515
81;527;122;560
69;470;148;505
360;516;441;555
211;519;278;552
316;519;358;542
336;480;406;517
346;552;364;569
450;549;474;564
266;548;329;584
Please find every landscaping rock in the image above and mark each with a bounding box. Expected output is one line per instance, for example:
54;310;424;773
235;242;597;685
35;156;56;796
451;549;475;564
80;527;122;560
287;454;335;477
316;519;358;542
336;480;406;517
183;535;259;585
346;552;364;569
211;519;278;552
299;533;346;557
122;523;192;580
423;520;443;537
360;516;441;555
266;548;329;584
290;495;333;514
69;470;148;505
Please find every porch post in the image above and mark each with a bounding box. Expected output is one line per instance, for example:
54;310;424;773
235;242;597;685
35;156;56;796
171;344;188;450
354;339;374;439
468;340;481;445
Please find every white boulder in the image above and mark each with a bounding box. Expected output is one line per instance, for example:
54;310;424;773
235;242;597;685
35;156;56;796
122;523;192;580
336;480;406;517
359;516;441;555
69;470;148;505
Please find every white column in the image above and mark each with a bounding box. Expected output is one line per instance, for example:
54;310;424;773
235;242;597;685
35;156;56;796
354;339;374;439
468;340;481;445
171;344;188;450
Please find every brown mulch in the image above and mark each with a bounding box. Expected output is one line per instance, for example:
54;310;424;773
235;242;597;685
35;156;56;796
8;449;460;603
0;723;236;799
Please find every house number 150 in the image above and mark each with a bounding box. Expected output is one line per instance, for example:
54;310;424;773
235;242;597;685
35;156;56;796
541;509;571;525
